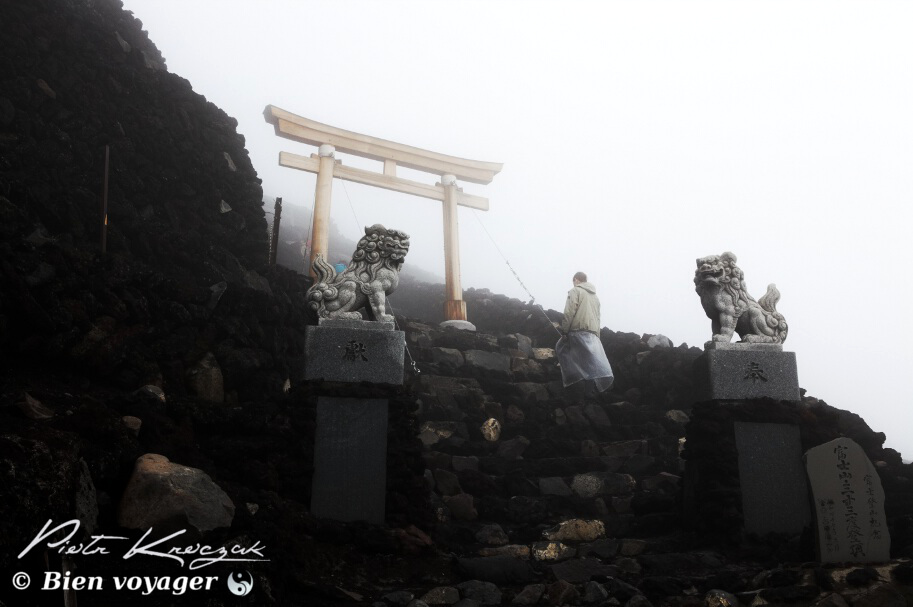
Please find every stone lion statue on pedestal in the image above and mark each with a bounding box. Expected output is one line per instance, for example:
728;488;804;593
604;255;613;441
306;224;409;323
694;252;788;344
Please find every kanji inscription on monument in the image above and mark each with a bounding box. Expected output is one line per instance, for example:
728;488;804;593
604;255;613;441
743;362;767;383
804;437;890;563
343;340;368;362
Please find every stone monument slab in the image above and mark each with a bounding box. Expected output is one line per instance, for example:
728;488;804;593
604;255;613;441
310;397;389;524
696;349;800;401
805;437;890;563
305;320;405;385
734;421;810;535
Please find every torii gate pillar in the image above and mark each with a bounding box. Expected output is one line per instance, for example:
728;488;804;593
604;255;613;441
264;105;502;323
310;144;336;274
441;174;466;321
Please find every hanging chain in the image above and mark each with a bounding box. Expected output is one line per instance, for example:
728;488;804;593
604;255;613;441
340;180;362;232
386;297;420;375
471;210;563;338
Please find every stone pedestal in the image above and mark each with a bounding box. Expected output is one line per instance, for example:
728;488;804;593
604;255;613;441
305;319;405;524
305;318;404;384
734;421;810;535
683;402;812;540
685;345;808;540
311;397;389;523
694;343;800;402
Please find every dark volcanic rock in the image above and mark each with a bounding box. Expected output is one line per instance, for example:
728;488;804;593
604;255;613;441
457;556;534;584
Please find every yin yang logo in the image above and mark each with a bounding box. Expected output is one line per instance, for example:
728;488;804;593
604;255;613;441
226;571;254;597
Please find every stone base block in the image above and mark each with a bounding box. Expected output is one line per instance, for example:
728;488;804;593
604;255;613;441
311;396;388;524
305;319;405;385
440;319;477;332
734;421;810;535
695;348;799;401
683;401;813;539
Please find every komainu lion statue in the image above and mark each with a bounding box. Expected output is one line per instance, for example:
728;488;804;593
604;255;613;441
306;224;409;322
694;252;788;344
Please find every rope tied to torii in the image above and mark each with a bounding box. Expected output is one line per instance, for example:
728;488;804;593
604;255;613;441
471;210;563;339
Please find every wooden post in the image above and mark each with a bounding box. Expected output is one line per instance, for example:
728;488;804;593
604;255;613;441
101;145;109;253
310;144;335;277
269;196;282;265
441;174;467;321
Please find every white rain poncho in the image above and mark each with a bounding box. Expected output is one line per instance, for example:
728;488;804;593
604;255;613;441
556;331;614;392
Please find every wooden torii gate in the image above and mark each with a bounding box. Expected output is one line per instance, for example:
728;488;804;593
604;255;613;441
264;105;502;322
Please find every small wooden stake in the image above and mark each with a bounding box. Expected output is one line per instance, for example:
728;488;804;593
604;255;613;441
269;196;283;265
101;144;109;253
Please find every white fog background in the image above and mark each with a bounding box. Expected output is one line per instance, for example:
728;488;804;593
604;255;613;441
121;1;913;458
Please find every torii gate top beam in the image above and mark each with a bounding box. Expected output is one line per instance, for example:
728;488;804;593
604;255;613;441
264;105;503;185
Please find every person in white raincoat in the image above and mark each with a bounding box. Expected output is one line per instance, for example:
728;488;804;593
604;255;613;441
555;272;614;392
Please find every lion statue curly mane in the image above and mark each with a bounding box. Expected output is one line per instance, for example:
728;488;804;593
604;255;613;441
694;251;788;344
306;224;410;322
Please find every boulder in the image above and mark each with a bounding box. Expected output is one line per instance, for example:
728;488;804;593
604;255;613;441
464;350;511;376
547;580;580;605
848;583;905;607
122;416;142;436
445;493;477;521
571;472;636;498
621;454;656;476
543;519;606;542
505;404;526;426
564;405;590;430
508;496;548;524
512;333;534;357
550;558;617;584
511;358;544;381
458;556;533;585
118;454;234;532
665;409;689;424
583;581;610;604
185;352;224;403
479;544;530;559
583;403;612;432
433;469;463;496
420;587;460;605
496;436;530;459
452;455;479;472
134;385;167;403
580;440;600;457
646;334;673;348
432;347;464;369
16;392;54;420
512;382;549;403
512;584;545;605
475;524;509;546
602;440;644;458
532;348;555;361
578;538;619;559
480;418;501;442
531;541;574;562
423;451;452;470
383;591;415;606
456;580;501;606
539;477;573;497
619;538;647;556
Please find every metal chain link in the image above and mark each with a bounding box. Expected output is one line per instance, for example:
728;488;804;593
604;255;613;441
386;297;420;375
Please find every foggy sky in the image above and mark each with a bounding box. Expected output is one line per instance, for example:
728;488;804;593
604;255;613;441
121;0;913;458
